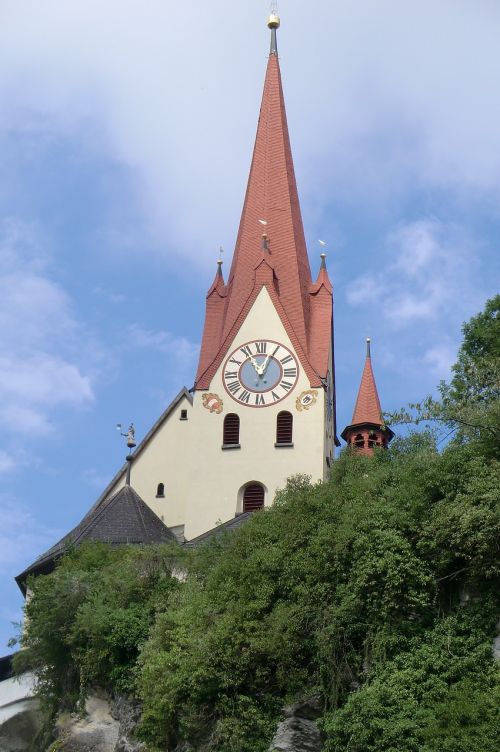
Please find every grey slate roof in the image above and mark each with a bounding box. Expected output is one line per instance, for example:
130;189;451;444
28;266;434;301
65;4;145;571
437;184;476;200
184;512;254;548
16;485;176;593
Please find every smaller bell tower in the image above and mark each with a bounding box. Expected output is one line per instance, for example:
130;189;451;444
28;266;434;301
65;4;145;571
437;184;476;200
341;339;394;455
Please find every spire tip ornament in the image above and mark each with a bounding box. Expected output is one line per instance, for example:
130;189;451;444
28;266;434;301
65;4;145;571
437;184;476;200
268;13;280;29
366;337;371;357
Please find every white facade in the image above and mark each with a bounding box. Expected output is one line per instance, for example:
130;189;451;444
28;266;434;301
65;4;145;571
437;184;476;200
106;288;332;541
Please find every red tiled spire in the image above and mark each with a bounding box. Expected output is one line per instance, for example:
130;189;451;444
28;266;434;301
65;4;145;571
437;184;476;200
341;339;394;454
309;253;333;377
351;339;382;425
196;260;227;381
195;18;332;390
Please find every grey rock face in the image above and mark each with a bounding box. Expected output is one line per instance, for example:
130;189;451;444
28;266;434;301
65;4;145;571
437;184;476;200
111;695;145;752
53;696;120;752
269;696;324;752
269;716;323;752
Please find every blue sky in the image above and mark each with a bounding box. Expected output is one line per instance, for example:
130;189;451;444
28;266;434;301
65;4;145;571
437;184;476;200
1;0;499;649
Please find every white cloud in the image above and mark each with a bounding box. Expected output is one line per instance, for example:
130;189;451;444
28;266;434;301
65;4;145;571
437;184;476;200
128;324;198;362
0;450;16;474
0;1;499;267
423;344;457;381
0;219;95;437
0;495;59;570
82;467;112;490
127;324;199;392
347;219;477;327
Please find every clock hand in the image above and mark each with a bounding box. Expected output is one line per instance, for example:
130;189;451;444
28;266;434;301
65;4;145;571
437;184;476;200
258;354;270;376
249;355;261;374
259;345;279;376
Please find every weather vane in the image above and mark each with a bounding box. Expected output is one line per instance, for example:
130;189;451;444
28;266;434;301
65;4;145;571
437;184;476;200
116;423;136;485
270;0;279;13
218;246;224;264
116;422;136;449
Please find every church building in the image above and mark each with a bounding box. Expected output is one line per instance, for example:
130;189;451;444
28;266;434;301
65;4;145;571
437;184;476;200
16;14;392;587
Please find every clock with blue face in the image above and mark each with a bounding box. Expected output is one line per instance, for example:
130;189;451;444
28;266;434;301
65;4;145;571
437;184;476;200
223;339;299;407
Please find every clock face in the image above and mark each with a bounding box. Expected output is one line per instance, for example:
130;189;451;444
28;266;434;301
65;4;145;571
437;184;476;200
223;339;299;407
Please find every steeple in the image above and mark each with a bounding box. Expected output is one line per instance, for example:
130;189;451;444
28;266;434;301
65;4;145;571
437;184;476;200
341;339;394;454
196;14;332;390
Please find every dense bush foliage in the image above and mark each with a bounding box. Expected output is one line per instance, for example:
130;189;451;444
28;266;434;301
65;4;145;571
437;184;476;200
15;544;183;719
16;297;500;751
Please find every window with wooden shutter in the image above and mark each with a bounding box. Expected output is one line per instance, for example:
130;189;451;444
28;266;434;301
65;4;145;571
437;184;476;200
243;483;264;512
223;413;240;447
275;411;293;446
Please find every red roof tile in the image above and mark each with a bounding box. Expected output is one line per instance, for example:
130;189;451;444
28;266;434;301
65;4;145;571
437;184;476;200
195;37;333;389
351;344;383;425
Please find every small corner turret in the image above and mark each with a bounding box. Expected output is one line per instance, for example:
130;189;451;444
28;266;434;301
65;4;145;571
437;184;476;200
341;338;394;454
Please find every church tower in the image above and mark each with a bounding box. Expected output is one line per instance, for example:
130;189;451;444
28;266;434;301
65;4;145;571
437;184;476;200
341;339;394;455
186;14;338;538
27;14;339;547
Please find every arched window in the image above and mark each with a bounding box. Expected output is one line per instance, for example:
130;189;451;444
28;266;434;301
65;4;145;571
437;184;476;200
223;413;240;447
354;433;365;448
368;433;377;448
276;411;293;445
156;482;165;498
243;483;265;512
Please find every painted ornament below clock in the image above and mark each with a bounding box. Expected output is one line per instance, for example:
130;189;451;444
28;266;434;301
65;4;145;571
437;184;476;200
202;393;223;414
223;339;299;407
296;389;318;411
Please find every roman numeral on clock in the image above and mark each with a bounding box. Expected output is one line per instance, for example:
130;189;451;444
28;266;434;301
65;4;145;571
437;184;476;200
224;341;298;407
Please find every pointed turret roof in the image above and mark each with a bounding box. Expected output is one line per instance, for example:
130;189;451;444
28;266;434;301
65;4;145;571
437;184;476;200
16;485;176;594
351;338;383;425
195;17;331;389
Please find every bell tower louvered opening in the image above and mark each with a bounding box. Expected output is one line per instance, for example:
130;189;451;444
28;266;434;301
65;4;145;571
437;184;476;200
276;411;293;446
223;414;240;447
243;483;265;512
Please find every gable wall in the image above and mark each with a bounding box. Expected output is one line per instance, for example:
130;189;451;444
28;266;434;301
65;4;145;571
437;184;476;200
185;287;326;540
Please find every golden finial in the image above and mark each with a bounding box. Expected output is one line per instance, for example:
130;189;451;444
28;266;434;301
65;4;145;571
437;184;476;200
268;13;280;29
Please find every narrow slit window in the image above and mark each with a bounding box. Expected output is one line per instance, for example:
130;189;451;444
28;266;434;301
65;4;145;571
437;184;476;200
156;482;165;498
180;409;188;420
223;414;240;446
276;411;293;445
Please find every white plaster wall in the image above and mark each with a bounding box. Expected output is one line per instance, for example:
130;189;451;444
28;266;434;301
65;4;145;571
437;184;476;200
106;394;192;531
185;287;326;539
0;673;36;724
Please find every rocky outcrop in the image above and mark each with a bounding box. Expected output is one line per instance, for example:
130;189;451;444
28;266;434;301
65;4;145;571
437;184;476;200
53;696;120;751
111;695;145;752
269;696;324;752
47;694;144;752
